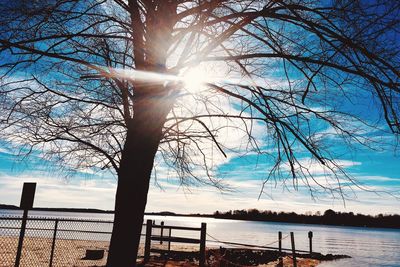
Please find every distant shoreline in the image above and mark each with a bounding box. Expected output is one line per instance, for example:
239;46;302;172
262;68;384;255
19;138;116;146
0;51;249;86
1;204;399;229
0;204;114;214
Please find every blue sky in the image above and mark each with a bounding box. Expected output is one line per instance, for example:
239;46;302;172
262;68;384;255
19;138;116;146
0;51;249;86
0;0;399;216
0;125;399;215
0;59;399;216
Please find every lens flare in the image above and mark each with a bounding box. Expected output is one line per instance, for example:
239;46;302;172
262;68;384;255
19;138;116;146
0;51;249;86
181;67;209;93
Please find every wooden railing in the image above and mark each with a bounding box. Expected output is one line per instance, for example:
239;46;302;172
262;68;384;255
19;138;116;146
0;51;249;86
143;219;207;267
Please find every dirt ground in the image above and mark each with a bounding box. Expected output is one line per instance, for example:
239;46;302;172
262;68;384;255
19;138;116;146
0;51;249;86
1;236;322;267
0;236;196;267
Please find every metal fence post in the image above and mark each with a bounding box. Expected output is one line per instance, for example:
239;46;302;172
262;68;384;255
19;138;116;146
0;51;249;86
144;219;152;263
290;232;297;267
15;209;28;267
308;231;313;254
49;219;59;267
199;222;207;267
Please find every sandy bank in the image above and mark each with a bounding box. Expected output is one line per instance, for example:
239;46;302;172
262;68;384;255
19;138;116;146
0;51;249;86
1;236;346;267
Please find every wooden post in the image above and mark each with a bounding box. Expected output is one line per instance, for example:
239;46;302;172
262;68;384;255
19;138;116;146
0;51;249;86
290;232;297;267
278;231;283;266
144;219;152;263
160;221;164;244
49;219;59;267
15;183;36;267
168;228;171;252
278;231;282;253
308;231;313;255
199;223;207;267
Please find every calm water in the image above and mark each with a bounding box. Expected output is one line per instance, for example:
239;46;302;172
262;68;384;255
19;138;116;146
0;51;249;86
1;210;399;266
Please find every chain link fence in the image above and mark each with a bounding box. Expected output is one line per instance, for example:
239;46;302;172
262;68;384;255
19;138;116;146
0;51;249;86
0;214;146;267
0;217;20;266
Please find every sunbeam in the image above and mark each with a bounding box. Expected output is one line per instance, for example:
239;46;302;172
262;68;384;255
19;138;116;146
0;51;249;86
102;66;225;94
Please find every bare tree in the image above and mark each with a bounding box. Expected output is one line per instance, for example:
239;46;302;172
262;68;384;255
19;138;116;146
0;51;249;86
0;0;399;266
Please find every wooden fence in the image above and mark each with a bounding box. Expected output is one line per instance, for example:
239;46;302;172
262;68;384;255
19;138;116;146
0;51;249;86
143;219;207;267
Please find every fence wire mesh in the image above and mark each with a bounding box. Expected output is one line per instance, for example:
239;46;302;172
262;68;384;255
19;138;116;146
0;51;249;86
0;217;21;266
19;218;54;267
0;215;148;267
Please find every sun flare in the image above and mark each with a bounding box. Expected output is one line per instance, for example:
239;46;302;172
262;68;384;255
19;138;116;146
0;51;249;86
180;66;213;94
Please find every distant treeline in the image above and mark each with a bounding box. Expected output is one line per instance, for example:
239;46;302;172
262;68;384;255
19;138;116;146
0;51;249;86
0;204;113;214
211;209;400;229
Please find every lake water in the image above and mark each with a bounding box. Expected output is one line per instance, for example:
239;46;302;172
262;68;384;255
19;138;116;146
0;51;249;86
1;210;399;266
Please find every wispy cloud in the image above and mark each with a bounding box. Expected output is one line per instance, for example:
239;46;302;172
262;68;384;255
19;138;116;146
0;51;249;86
0;172;116;209
1;169;399;216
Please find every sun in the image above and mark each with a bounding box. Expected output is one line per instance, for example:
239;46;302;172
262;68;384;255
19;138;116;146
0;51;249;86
179;63;231;94
180;66;211;94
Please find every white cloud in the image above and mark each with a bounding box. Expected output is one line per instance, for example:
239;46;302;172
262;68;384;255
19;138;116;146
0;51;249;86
354;175;400;183
0;172;117;210
0;147;11;154
146;179;400;215
282;158;362;177
1;169;399;216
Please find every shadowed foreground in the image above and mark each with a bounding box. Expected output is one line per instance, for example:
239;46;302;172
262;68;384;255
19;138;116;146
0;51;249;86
137;248;349;267
0;236;349;267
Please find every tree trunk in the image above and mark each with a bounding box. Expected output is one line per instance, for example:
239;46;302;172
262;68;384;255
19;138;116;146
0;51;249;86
106;91;174;266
